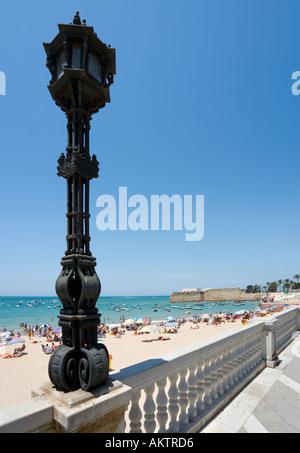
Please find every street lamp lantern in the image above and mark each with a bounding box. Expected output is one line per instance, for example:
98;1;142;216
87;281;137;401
44;11;115;113
43;12;116;392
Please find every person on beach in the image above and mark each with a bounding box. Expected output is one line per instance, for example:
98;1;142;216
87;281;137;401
13;344;25;356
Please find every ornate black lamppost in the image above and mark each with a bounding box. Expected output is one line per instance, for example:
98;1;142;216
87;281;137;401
43;12;116;392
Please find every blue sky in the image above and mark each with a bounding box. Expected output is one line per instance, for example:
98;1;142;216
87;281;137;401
0;0;299;296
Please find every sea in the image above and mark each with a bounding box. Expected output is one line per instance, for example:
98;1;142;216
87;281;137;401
0;296;260;332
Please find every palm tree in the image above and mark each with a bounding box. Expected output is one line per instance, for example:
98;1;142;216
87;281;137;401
293;274;300;283
283;279;290;291
278;279;283;292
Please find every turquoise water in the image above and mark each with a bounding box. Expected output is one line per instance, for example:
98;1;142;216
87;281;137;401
0;296;260;331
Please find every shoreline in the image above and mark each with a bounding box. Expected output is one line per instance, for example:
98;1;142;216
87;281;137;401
2;292;299;332
0;298;260;332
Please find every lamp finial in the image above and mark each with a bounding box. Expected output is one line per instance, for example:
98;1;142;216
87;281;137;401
73;11;81;25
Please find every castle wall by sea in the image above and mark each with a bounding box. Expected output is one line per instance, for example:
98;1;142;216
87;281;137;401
170;287;261;302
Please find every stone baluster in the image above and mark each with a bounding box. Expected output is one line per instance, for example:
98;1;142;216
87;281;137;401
251;333;258;368
253;332;261;368
144;383;156;433
168;373;179;433
244;336;250;375
226;343;235;387
178;368;189;426
195;360;205;413
221;347;230;392
245;335;254;373
236;342;243;380
231;342;239;383
256;333;263;366
203;356;212;406
187;363;197;421
240;338;247;376
156;378;168;433
216;351;224;396
129;390;142;433
242;336;249;375
210;353;218;400
246;335;254;371
252;333;260;369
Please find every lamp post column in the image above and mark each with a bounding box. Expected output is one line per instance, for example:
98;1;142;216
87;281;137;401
44;12;116;392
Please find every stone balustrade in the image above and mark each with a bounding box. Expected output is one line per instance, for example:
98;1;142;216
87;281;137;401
112;318;265;432
112;306;300;433
0;306;299;433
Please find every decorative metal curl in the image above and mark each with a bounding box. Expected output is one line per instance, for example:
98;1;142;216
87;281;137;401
79;345;109;391
48;345;79;391
48;343;109;392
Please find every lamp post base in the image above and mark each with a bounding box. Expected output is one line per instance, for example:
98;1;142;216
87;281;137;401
48;254;109;392
48;342;109;392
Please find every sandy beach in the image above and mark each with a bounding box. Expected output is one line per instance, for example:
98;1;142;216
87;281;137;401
0;300;298;411
0;319;245;410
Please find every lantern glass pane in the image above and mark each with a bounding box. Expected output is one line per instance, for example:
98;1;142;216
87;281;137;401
57;51;67;79
72;44;81;69
88;53;102;83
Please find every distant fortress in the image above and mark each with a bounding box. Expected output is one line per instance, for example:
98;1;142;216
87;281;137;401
170;287;261;303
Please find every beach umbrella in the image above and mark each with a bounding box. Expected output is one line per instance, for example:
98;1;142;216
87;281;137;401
124;319;134;324
167;316;175;322
138;326;151;334
151;327;164;332
108;323;119;329
52;328;62;333
134;318;144;324
235;310;249;315
7;337;25;345
39;324;49;329
165;322;177;328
